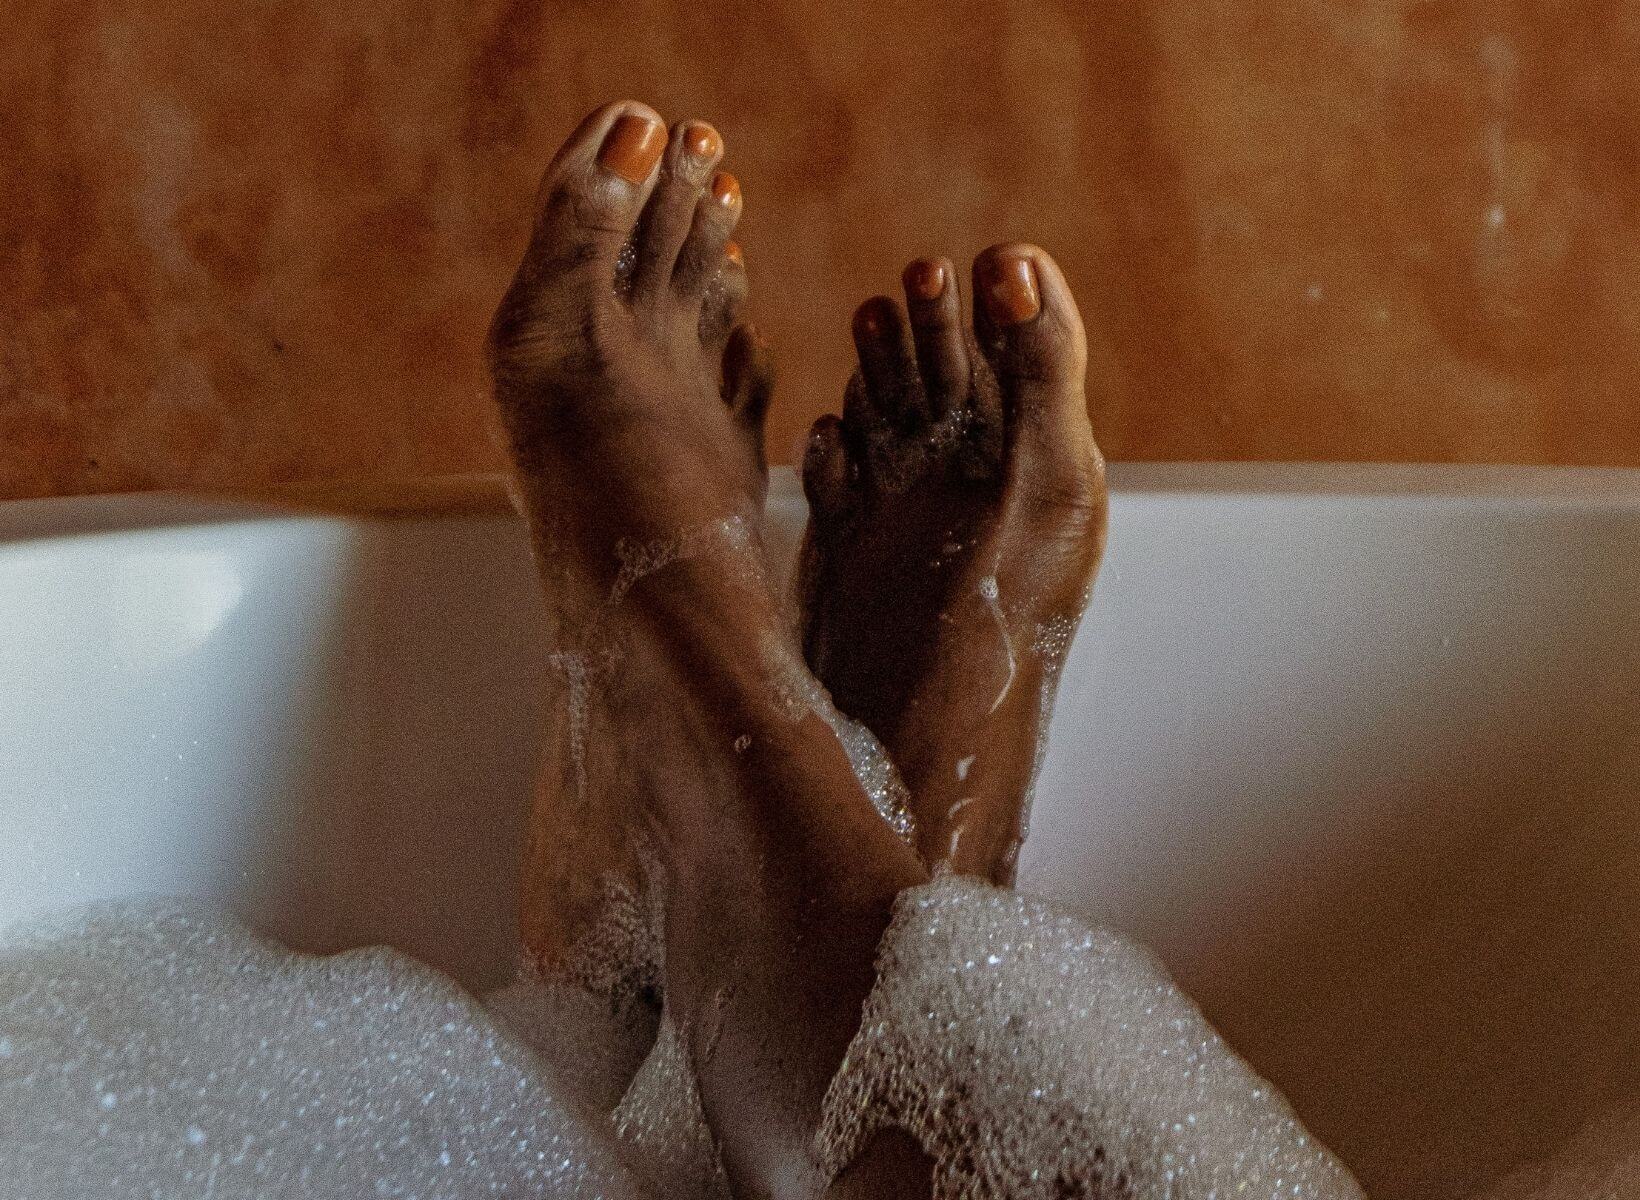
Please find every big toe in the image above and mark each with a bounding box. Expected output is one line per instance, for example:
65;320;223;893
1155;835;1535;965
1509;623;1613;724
530;101;670;266
971;244;1099;494
489;102;669;375
972;245;1086;396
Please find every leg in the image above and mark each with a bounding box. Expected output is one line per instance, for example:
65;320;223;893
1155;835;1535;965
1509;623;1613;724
502;103;768;976
488;101;929;1196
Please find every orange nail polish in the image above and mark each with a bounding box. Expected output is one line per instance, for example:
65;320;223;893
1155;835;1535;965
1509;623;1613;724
980;254;1040;325
682;121;721;160
597;114;667;184
725;240;743;266
712;171;741;207
903;259;947;302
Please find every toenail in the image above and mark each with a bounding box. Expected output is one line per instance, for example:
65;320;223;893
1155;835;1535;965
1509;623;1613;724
852;298;892;340
597;114;668;184
904;259;947;302
682;122;722;160
724;240;743;266
711;171;741;207
979;253;1041;325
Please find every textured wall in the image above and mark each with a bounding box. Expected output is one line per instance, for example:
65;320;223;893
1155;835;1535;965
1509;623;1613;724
4;1;1639;500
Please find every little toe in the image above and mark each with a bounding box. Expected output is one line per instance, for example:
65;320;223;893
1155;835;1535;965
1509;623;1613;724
802;413;853;523
722;322;774;433
851;296;927;428
672;170;743;297
629;120;723;307
699;238;748;352
900;258;969;418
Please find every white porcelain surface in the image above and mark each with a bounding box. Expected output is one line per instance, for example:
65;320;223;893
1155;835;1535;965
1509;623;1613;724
3;465;1638;1197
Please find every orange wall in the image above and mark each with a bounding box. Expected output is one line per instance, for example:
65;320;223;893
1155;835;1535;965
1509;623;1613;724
4;1;1638;501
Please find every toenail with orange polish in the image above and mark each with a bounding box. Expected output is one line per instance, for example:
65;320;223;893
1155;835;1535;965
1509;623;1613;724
904;259;947;302
682;122;721;160
725;240;743;266
712;171;741;207
598;114;668;184
980;254;1041;325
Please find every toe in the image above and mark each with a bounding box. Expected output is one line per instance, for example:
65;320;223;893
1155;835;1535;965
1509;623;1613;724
971;243;1088;396
673;170;743;297
901;258;970;418
489;102;668;387
851;296;927;428
722;322;774;432
630;120;723;307
525;101;670;278
971;243;1099;495
840;369;890;482
802;413;853;522
699;239;748;352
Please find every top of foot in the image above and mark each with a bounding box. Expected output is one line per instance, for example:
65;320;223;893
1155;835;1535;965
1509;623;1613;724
489;101;774;623
800;244;1108;881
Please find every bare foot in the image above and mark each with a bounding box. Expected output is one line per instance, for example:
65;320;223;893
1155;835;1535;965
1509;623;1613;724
489;100;773;972
799;245;1108;882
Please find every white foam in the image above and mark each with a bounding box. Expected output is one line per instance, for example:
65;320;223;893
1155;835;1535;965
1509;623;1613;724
487;874;663;1115
817;874;1365;1199
612;1011;729;1197
759;630;917;842
0;900;647;1199
23;880;1627;1200
977;575;1018;715
547;649;597;806
545;512;764;815
0;883;1369;1200
609;515;757;609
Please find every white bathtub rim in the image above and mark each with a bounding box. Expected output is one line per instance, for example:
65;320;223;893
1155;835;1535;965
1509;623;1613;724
3;462;1640;546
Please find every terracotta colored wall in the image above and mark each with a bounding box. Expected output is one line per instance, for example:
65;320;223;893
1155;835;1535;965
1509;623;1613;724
4;1;1638;501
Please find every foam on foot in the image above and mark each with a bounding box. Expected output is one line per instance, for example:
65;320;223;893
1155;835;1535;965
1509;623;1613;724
489;102;771;979
612;1011;730;1197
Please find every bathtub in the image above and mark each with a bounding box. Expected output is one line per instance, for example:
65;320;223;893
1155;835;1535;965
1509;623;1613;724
2;464;1637;1198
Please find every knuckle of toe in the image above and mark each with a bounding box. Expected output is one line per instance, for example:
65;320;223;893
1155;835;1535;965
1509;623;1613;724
538;182;634;243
